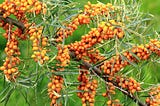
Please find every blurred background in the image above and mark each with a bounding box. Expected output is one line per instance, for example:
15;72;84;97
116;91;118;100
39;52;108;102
0;0;160;106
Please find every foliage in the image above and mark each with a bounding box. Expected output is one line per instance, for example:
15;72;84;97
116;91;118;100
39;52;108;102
0;0;160;106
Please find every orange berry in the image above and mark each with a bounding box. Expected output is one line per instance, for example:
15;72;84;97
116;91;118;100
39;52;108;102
107;100;112;105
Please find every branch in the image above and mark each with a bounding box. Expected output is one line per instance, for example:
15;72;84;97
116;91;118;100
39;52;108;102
0;13;25;32
112;82;147;106
70;52;147;106
0;13;147;106
85;61;147;106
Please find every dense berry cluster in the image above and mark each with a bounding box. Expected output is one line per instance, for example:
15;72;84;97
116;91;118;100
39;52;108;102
77;68;98;106
68;21;124;59
102;77;140;105
0;22;22;80
47;45;70;105
28;26;49;64
146;39;160;55
131;45;150;60
77;14;90;25
48;75;63;106
86;49;105;64
116;76;141;93
101;55;127;77
0;0;46;18
56;45;70;67
56;1;124;43
146;86;160;106
101;40;160;78
0;0;47;81
84;2;115;17
56;14;90;42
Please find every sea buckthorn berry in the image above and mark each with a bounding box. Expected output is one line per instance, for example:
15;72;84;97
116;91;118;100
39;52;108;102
145;86;160;106
0;0;46;19
84;2;115;17
0;24;21;81
47;45;70;105
116;76;141;93
56;13;91;42
0;0;47;81
77;67;98;106
107;100;112;105
56;2;125;43
100;39;160;77
56;45;70;67
107;99;122;106
67;21;124;60
28;26;49;64
146;39;160;55
48;75;64;106
77;14;90;24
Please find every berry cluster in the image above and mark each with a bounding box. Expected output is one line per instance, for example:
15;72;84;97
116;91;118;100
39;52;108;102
116;76;141;94
0;0;46;18
106;99;122;106
56;14;90;42
77;14;90;25
84;2;115;17
86;49;105;64
0;22;22;81
0;0;47;81
27;0;46;14
101;55;127;76
146;86;160;106
48;45;70;105
131;45;150;60
56;1;124;43
56;45;70;67
146;39;160;56
77;68;98;106
68;21;124;59
55;2;160;106
28;26;49;64
48;75;63;106
101;39;160;77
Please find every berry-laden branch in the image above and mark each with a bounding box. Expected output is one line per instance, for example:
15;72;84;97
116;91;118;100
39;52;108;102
0;1;160;106
69;38;160;106
63;2;160;104
70;52;147;106
0;0;49;81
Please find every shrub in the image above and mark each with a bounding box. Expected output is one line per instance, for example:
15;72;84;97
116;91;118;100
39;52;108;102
0;0;159;106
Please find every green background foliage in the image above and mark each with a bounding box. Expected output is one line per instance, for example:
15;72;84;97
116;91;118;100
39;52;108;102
0;0;160;106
